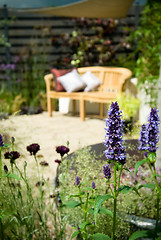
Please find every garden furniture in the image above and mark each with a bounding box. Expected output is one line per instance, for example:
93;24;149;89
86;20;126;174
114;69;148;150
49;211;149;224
44;66;132;121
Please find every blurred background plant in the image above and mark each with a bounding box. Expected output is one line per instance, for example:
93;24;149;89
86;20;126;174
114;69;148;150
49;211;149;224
126;0;161;107
0;24;49;117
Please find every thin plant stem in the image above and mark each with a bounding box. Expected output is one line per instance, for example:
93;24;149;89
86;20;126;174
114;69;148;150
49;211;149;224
0;148;2;178
111;162;117;240
153;165;160;238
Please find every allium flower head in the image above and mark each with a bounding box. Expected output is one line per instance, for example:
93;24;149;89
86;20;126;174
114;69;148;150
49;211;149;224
147;108;160;152
75;176;80;186
104;101;126;165
27;143;40;156
138;124;148;151
0;134;4;147
56;145;69;157
92;181;96;189
103;164;111;179
4;151;20;164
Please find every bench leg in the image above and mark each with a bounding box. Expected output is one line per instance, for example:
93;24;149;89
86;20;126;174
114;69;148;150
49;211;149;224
100;103;104;118
72;100;76;115
47;97;53;117
80;98;85;121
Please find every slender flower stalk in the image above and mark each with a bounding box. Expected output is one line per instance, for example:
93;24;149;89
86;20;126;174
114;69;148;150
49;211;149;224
0;134;4;178
104;102;126;240
138;108;160;238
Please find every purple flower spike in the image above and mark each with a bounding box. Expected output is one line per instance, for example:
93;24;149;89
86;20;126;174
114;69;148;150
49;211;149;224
104;101;126;165
92;181;96;189
139;108;160;153
103;164;111;179
0;134;4;147
56;145;69;157
147;108;160;152
75;176;80;186
27;143;40;156
138;124;148;151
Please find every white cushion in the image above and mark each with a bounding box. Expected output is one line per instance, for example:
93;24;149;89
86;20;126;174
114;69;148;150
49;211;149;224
57;69;86;93
81;71;102;92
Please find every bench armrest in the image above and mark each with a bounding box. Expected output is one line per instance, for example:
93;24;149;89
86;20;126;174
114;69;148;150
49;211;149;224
44;73;56;92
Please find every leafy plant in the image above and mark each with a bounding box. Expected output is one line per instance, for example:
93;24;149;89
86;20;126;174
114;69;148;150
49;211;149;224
127;1;161;107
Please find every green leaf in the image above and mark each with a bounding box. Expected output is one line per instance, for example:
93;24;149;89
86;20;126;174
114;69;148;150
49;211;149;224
79;221;89;229
129;230;149;240
92;233;111;240
71;230;80;239
134;159;147;175
138;183;155;190
94;194;113;223
99;208;113;217
88;208;94;214
154;174;161;178
2;173;22;180
2;144;10;148
83;187;93;191
119;185;131;194
64;200;81;208
123;168;133;175
68;194;83;199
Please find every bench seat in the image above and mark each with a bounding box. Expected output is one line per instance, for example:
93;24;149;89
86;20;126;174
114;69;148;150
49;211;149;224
44;66;132;121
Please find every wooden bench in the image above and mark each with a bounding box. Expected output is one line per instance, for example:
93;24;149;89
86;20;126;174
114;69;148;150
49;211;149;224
44;66;132;121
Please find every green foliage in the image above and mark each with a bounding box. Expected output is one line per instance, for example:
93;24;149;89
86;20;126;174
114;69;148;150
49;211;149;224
116;93;140;120
0;136;66;240
127;2;161;106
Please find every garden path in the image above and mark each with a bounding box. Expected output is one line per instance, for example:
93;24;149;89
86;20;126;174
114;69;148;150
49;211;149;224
0;111;105;190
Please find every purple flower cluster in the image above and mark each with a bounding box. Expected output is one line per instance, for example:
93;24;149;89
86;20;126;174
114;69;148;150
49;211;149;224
91;181;96;189
0;134;4;147
103;164;111;179
27;143;40;156
138;124;148;151
139;108;160;153
4;151;20;163
56;145;69;157
104;101;126;165
75;176;80;186
0;63;15;71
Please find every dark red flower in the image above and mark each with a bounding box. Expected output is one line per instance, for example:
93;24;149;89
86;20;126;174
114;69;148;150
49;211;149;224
4;151;20;164
55;159;61;164
56;145;69;157
27;143;40;156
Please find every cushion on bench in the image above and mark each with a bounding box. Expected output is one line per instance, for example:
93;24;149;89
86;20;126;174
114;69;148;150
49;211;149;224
50;68;73;92
57;69;86;93
81;71;102;92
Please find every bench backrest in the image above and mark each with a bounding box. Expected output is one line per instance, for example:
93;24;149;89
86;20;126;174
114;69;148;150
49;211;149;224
78;66;132;93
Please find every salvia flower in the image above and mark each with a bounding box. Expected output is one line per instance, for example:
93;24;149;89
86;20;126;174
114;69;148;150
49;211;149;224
138;124;148;151
75;176;80;186
103;164;111;179
92;181;96;189
147;108;160;152
27;143;40;156
104;101;126;165
4;151;20;164
0;134;4;147
56;145;69;157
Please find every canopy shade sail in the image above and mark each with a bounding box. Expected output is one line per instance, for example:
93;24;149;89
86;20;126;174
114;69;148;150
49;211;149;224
12;0;135;19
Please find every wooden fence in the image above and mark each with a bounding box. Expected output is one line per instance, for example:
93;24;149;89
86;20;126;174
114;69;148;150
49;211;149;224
0;4;144;86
